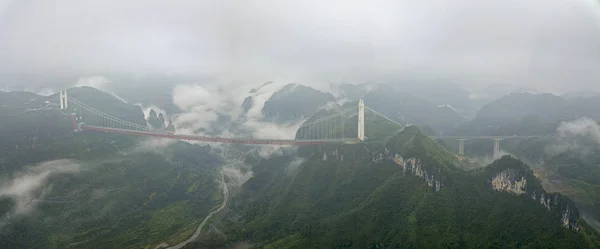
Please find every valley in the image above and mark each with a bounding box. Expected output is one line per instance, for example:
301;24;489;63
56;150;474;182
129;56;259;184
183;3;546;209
157;172;229;249
2;84;600;249
4;1;600;247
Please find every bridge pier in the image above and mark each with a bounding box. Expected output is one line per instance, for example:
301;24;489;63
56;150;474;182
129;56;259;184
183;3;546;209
71;113;78;131
457;139;466;155
59;90;68;109
493;138;502;160
357;99;365;141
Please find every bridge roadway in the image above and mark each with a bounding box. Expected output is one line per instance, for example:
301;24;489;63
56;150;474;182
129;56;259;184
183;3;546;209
82;125;359;145
83;125;547;145
431;135;546;139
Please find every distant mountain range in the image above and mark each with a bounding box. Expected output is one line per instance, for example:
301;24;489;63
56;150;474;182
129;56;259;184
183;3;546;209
12;79;600;139
449;92;600;136
255;82;469;135
562;90;600;100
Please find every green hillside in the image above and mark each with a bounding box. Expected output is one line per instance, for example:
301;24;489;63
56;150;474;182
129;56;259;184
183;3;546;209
196;126;599;249
0;88;222;248
442;127;600;234
262;84;336;123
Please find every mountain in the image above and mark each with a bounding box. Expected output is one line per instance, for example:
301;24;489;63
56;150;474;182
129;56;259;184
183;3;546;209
262;84;336;123
4;86;600;248
288;84;467;137
308;83;467;135
0;91;44;109
392;81;476;115
537;147;600;232
449;92;600;136
546;150;600;186
441;120;600;233
330;81;477;116
362;85;465;134
61;86;147;125
329;83;375;101
474;92;567;125
562;90;600;100
0;87;223;248
187;126;599;248
241;96;254;115
147;109;167;129
480;84;542;101
107;74;206;114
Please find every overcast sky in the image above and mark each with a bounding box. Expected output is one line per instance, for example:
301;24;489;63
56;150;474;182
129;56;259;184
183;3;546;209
1;0;600;92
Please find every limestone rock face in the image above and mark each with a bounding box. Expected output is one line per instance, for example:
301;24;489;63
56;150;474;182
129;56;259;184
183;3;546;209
490;169;527;195
385;149;580;231
488;167;579;231
393;154;442;192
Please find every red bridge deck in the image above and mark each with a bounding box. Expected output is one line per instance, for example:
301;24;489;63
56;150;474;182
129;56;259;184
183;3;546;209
82;125;352;145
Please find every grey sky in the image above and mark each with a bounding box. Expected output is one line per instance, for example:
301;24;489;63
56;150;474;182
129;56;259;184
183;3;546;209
1;0;600;92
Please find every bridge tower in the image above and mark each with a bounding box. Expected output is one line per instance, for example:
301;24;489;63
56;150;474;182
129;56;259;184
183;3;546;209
59;90;68;109
357;99;365;141
458;139;466;155
493;138;502;160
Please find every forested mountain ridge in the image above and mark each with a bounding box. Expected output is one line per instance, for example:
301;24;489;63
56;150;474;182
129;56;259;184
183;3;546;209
450;92;600;136
0;88;223;248
3;86;600;248
261;83;336;123
362;86;465;134
59;86;147;125
189;126;599;249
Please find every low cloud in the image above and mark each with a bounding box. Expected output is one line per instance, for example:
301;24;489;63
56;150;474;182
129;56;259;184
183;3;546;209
221;160;253;187
556;117;600;141
172;84;216;111
546;117;600;155
474;150;514;166
36;88;54;96
255;145;290;159
285;157;305;175
171;83;237;136
0;159;81;229
130;138;176;154
171;81;306;142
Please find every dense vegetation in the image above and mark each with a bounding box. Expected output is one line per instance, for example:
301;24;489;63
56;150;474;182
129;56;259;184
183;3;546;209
541;149;600;231
187;126;599;248
546;150;600;185
0;88;222;248
262;84;336;123
444;111;600;234
3;85;600;249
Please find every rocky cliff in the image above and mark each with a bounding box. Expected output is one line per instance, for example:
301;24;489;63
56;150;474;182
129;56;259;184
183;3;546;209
392;155;443;192
309;128;582;234
488;156;580;230
490;168;527;195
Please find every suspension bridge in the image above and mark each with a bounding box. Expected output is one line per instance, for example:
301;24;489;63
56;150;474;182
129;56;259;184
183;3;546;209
58;90;545;159
59;91;404;146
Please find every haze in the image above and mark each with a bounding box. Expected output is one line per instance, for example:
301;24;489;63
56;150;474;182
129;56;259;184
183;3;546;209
1;0;600;93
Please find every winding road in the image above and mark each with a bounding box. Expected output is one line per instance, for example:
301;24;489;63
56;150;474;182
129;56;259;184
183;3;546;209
155;172;229;249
